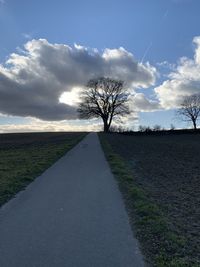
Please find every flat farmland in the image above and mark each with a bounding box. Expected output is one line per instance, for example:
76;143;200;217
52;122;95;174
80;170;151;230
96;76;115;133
0;132;86;207
100;133;200;266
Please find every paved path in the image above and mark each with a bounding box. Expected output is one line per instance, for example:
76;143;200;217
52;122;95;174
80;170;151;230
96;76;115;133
0;133;144;267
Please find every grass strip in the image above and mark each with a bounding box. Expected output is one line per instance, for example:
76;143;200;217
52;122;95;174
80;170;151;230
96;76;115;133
99;133;197;267
0;133;86;207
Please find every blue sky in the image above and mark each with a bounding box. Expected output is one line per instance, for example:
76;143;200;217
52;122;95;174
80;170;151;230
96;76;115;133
1;0;199;62
0;0;200;131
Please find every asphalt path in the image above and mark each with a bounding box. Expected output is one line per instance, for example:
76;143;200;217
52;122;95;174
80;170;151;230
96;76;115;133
0;133;145;267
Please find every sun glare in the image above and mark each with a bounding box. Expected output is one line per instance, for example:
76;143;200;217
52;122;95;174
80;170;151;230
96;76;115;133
59;87;81;106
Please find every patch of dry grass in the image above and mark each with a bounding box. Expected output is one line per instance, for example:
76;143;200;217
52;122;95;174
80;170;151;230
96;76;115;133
0;132;86;206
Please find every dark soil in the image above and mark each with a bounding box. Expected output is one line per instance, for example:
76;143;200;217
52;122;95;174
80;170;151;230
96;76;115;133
0;132;83;149
104;133;200;264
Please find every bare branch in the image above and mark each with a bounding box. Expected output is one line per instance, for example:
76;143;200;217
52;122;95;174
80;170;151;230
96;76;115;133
77;77;130;132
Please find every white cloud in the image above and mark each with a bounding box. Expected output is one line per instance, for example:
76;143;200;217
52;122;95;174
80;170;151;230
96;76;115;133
0;39;157;121
193;36;200;64
22;33;33;40
156;61;176;71
130;93;161;112
102;47;157;88
155;36;200;109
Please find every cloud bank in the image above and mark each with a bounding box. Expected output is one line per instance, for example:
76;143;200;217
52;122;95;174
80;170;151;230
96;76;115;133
0;39;156;121
0;118;102;133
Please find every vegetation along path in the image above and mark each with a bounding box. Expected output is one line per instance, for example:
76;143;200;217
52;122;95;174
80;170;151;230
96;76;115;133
0;133;144;267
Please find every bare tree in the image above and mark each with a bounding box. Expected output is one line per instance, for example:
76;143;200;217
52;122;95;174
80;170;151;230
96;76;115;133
177;94;200;130
77;77;130;132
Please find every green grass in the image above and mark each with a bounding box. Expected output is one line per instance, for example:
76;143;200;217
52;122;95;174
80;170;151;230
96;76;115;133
0;133;86;207
99;133;196;267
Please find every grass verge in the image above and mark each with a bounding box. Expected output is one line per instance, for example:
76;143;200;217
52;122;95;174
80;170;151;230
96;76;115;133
0;132;86;207
99;133;197;267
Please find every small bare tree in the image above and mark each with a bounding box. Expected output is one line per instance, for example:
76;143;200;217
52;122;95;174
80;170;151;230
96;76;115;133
170;124;175;131
77;77;130;132
177;94;200;130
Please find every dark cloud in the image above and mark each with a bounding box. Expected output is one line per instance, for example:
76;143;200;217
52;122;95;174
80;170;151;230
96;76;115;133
0;39;157;120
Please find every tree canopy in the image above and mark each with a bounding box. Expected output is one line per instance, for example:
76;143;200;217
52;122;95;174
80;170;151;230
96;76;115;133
77;77;130;132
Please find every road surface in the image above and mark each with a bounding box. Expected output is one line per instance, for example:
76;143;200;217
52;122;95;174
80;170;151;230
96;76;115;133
0;133;145;267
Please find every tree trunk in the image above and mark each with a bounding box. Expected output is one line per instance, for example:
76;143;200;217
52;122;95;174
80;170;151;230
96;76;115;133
103;118;109;133
108;113;114;131
192;118;197;130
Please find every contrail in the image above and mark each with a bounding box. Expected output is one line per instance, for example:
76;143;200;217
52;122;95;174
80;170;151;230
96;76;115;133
141;41;153;63
140;9;169;63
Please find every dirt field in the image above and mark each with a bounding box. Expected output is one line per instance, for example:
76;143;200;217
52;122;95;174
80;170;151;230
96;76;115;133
103;133;200;265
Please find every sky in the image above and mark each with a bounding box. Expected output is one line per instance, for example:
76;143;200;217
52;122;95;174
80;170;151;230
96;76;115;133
0;0;200;132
